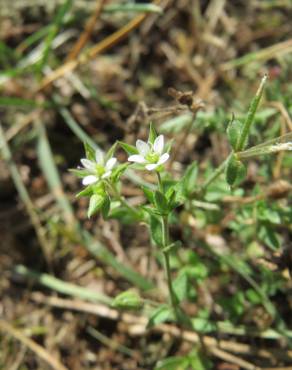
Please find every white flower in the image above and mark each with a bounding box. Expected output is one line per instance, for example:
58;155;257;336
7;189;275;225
128;135;170;171
80;149;117;186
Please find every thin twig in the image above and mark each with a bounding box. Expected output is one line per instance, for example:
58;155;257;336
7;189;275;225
30;294;292;364
38;0;162;91
65;0;107;61
0;319;68;370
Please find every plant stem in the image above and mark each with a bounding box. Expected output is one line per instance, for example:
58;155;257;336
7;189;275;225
195;154;231;195
156;172;179;321
108;182;140;217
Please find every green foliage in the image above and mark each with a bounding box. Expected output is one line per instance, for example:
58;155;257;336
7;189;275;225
227;118;243;150
118;141;139;155
112;290;143;310
148;305;174;327
148;122;158;144
225;154;246;186
88;194;105;218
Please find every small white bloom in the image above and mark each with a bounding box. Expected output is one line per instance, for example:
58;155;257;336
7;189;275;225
80;148;117;186
128;135;170;171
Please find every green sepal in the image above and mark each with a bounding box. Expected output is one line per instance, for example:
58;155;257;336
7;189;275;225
148;122;158;144
118;141;139;155
84;142;96;161
112;290;143;310
76;186;93;198
164;138;174;153
101;195;111;218
69;168;89;178
227;118;243;150
111;163;129;182
88;194;104;218
105;142;117;162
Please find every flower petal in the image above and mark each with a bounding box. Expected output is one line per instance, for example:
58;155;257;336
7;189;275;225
105;157;117;171
136;140;150;156
128;154;147;163
153;135;164;154
157;152;169;165
82;175;98;185
145;163;159;171
81;158;95;170
95;148;104;165
102;171;111;179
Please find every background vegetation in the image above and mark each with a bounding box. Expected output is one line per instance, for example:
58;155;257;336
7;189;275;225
0;1;291;369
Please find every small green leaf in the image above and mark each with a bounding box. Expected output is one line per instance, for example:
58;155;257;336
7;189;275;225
173;272;188;302
147;305;173;328
118;141;139;155
142;186;155;204
148;122;158;144
112;290;143;310
154;190;169;214
191;318;216;333
259;224;280;250
149;214;163;246
225;154;246;186
155;356;189;370
227;118;243;150
88;194;104;218
182;162;198;195
84;142;96;161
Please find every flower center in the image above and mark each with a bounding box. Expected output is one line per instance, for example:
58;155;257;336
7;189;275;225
145;151;160;163
95;164;105;176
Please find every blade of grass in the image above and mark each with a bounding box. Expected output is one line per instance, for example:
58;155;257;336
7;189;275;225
82;231;155;291
0;96;52;109
38;0;162;91
36;120;75;225
55;98;98;149
15;264;112;305
220;38;292;71
0;122;51;263
37;0;73;74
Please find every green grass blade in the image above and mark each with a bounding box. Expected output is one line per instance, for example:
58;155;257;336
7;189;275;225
15;264;112;305
0;96;51;109
37;0;73;73
36;121;75;225
82;231;155;291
